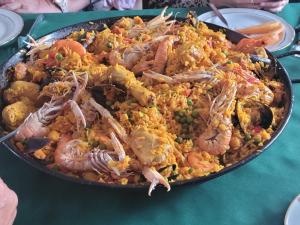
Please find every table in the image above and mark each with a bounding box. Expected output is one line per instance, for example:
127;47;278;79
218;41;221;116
0;5;300;225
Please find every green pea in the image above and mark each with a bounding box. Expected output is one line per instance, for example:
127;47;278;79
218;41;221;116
226;60;233;64
187;98;193;106
107;42;113;48
175;137;183;144
245;133;251;141
254;137;261;144
191;110;199;118
55;53;64;61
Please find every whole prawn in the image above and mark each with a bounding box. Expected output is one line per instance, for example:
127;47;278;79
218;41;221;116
55;98;128;175
89;98;171;195
234;67;274;105
0;72;88;143
54;135;122;175
131;36;177;75
197;80;237;155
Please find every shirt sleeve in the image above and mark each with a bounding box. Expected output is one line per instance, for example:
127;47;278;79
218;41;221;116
146;0;209;8
92;0;138;10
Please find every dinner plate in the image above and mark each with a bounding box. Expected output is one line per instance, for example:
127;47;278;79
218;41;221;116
284;194;300;225
198;8;295;52
0;9;24;47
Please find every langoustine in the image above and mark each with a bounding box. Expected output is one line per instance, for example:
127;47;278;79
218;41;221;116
196;80;237;155
0;72;88;144
89;99;172;195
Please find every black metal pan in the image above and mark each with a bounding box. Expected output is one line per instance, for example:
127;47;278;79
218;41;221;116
0;15;299;189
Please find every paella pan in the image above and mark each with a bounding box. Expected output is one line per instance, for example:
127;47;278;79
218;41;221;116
0;9;297;196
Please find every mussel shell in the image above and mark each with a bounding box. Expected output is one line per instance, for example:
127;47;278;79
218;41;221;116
90;83;127;107
236;99;273;134
23;137;50;153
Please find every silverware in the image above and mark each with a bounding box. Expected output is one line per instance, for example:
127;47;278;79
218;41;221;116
290;26;300;57
17;14;44;48
208;3;229;27
250;54;272;64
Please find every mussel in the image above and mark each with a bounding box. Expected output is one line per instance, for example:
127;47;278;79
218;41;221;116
90;83;127;109
236;99;273;134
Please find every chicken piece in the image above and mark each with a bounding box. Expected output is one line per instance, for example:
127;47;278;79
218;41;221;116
2;100;36;130
87;64;108;86
27;64;48;82
14;63;27;80
107;65;156;106
3;81;40;104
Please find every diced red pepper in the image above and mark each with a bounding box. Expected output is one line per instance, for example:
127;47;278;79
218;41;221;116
184;89;192;97
253;126;262;133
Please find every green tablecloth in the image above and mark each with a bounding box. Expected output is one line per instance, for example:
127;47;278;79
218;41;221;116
0;5;300;225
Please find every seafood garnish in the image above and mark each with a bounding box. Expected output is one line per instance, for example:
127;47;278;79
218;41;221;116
89;98;129;143
54;136;121;175
23;137;50;153
24;35;51;61
0;71;88;143
67;100;87;129
109;131;126;161
236;99;273;135
15;98;64;141
142;167;171;196
128;7;175;38
197;81;237;155
143;70;213;84
147;7;175;30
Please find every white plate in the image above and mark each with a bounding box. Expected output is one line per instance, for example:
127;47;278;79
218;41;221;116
285;194;300;225
198;8;295;52
0;9;24;46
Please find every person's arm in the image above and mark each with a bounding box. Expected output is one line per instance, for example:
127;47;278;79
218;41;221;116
145;0;288;12
54;0;90;12
0;178;18;225
0;0;90;13
210;0;289;12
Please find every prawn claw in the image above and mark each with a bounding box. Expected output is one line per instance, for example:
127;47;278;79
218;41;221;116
142;167;171;196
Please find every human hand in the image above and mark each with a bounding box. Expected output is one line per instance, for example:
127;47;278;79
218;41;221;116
210;0;289;12
0;0;60;13
260;0;289;13
0;178;18;225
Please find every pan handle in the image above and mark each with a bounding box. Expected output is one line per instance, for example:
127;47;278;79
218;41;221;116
292;79;300;84
275;51;300;59
274;51;300;84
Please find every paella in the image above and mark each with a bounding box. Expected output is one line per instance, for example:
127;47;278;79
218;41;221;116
0;9;285;195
